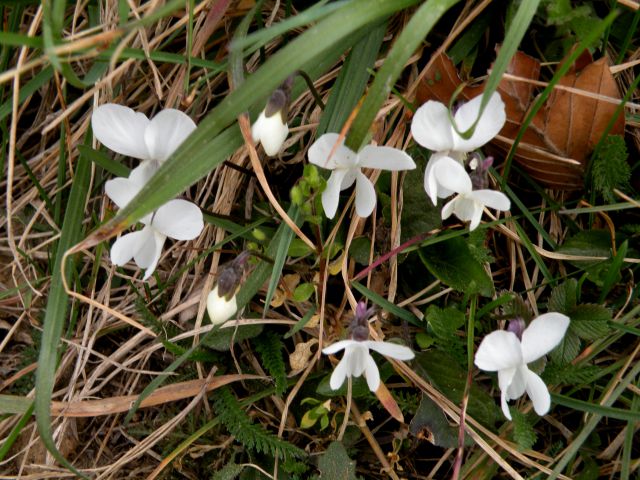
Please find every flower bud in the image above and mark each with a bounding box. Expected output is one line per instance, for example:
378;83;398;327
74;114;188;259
469;155;494;190
507;317;526;340
350;301;376;342
251;76;294;156
290;184;303;205
207;285;238;326
206;251;251;325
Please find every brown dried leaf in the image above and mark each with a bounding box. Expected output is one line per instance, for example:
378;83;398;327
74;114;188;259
415;50;625;189
416;53;464;106
375;381;404;422
50;374;261;417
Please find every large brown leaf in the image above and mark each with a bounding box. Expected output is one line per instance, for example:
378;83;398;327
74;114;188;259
416;50;625;189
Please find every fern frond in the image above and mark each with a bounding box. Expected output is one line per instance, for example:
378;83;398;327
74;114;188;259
591;135;630;203
211;462;244;480
253;331;287;396
213;387;305;460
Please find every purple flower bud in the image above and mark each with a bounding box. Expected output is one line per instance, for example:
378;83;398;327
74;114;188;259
350;301;376;342
470;155;494;190
507;317;526;340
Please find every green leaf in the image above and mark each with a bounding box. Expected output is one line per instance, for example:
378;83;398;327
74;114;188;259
253;331;287;396
424;305;466;362
511;410;537;451
418;237;494;297
426;305;466;335
599;239;628;302
557;230;613;286
569;304;611;340
542;363;601;385
349;236;372;265
414;350;498;426
213;387;305;460
211;462;245;480
548;330;581;365
409;394;468;448
591;135;630;203
548;279;578;313
288;238;314;257
400;150;442;242
201;323;264;352
293;282;315;302
318;441;357;480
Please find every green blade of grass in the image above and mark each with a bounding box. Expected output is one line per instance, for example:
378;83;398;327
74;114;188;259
237;205;303;310
0;31;43;48
230;0;339;54
318;21;386;136
285;305;318;339
548;354;640;479
0;66;53;123
621;391;639;479
263;208;301;316
347;0;461;151
34;133;92;478
466;0;541;133
0;402;34;462
551;393;640;422
598;240;628;303
351;281;420;326
77;145;131;178
0;394;31;415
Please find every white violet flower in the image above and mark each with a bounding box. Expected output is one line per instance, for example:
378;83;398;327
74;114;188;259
308;133;416;219
251;109;289;157
323;339;415;392
105;165;204;280
322;301;414;392
410;92;506;205
91;103;196;169
474;312;570;420
435;159;510;231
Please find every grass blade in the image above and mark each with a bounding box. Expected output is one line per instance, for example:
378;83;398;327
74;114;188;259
34;133;92;478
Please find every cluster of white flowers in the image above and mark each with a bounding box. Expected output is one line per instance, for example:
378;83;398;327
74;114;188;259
291;92;510;229
94;89;566;421
322;303;570;420
411;92;511;230
92;104;204;280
